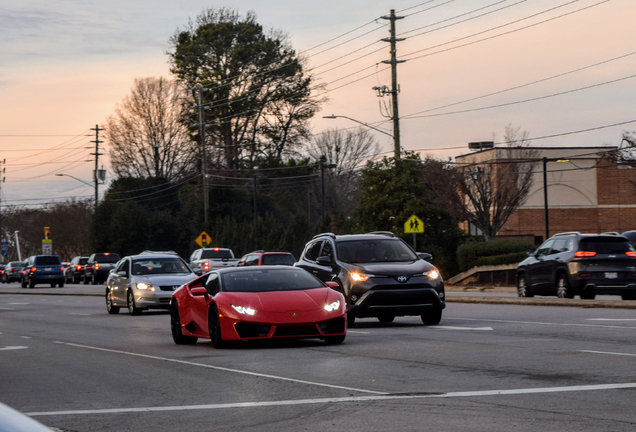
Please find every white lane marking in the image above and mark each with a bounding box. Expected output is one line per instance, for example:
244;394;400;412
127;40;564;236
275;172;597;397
53;341;385;395
435;326;493;331
69;313;91;316
0;346;28;351
8;302;29;305
347;330;370;334
27;382;636;417
20;336;32;339
0;307;15;310
452;317;636;330
579;350;636;357
586;318;636;321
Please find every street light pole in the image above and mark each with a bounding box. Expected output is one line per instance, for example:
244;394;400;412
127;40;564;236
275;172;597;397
320;162;337;221
543;157;549;241
253;173;267;249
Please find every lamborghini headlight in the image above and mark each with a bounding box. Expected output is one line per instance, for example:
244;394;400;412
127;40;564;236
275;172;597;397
324;300;340;312
232;305;257;315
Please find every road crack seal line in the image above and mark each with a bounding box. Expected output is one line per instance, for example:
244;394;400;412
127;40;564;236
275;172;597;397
52;341;386;395
27;383;636;417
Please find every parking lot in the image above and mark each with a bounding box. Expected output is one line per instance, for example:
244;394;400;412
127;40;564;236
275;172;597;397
2;284;636;431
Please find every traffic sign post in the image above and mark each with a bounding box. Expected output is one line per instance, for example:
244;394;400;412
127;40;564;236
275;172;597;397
42;239;53;255
1;240;8;263
195;231;211;248
404;214;424;250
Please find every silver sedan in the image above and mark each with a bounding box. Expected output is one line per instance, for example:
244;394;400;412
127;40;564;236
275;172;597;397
105;253;197;315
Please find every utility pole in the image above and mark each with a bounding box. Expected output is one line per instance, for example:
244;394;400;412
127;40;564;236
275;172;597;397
320;162;336;221
380;9;405;160
90;125;103;213
197;87;209;227
252;174;266;248
0;158;5;212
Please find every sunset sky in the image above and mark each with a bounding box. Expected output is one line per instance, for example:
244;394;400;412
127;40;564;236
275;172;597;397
1;0;635;206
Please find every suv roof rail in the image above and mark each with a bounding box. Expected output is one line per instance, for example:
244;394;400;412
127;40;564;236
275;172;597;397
312;232;336;239
553;232;581;237
600;231;620;236
367;231;395;238
140;250;179;255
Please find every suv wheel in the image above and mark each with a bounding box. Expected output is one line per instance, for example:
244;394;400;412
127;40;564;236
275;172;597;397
621;291;636;300
421;308;442;325
556;274;573;299
517;274;533;297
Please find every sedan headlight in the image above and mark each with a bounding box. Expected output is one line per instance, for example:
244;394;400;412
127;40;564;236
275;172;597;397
232;305;257;315
350;272;372;282
425;269;440;280
136;282;156;291
324;300;340;312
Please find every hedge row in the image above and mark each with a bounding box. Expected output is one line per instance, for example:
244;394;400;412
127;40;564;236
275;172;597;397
457;240;534;272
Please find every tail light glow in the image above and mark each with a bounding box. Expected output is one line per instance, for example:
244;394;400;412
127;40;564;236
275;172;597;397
626;251;636;257
31;267;37;272
575;251;596;257
76;265;82;270
95;263;100;270
202;261;210;271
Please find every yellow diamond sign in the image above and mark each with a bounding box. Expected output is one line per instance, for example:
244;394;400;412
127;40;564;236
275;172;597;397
195;231;211;248
404;215;424;234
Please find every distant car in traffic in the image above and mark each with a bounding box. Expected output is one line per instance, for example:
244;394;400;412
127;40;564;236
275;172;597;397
21;255;65;288
65;256;89;284
0;265;5;283
2;261;25;283
105;252;197;315
517;232;636;300
84;252;120;285
237;251;296;266
188;247;240;274
170;266;346;347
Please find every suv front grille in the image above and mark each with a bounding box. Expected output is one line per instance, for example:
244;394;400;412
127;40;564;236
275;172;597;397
371;283;432;291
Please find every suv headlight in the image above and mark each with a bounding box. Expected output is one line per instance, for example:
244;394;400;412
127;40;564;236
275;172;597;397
425;269;440;280
136;282;156;291
350;272;372;282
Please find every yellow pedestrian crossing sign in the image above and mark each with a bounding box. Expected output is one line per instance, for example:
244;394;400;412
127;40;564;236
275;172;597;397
404;215;424;234
195;231;211;248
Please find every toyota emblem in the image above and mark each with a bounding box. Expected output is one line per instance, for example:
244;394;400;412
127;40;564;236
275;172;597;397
397;276;408;283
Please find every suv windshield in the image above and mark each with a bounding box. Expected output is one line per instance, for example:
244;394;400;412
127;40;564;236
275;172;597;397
222;269;321;292
261;254;295;265
337;239;418;263
93;253;120;263
131;258;191;275
34;256;61;266
579;238;633;254
201;249;233;259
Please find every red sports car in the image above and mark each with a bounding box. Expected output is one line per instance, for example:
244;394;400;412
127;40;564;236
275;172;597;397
170;266;347;347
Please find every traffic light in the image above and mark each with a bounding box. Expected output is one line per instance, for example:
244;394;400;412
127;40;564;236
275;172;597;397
44;227;50;239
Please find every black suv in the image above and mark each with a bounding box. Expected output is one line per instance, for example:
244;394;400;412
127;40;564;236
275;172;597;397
83;253;121;285
516;232;636;300
295;232;445;327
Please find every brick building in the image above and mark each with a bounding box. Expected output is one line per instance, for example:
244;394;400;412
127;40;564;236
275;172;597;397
455;146;636;244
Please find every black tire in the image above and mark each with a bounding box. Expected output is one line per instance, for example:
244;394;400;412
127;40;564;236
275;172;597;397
346;311;356;328
92;273;97;285
208;304;226;348
83;274;89;285
50;282;56;288
29;278;35;288
556;274;574;299
517;274;533;297
106;289;120;314
127;290;142;315
421;308;442;325
621;291;636;300
171;302;197;344
378;315;395;323
21;279;27;288
580;292;596;300
324;334;346;345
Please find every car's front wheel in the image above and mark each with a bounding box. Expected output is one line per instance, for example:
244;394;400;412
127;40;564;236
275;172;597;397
127;290;142;315
517;274;533;297
171;302;197;344
421;308;442;325
377;315;395;323
106;289;120;314
621;291;636;300
556;274;574;299
208;304;225;348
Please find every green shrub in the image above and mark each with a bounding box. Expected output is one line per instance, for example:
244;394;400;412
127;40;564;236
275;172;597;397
472;251;530;268
457;240;534;272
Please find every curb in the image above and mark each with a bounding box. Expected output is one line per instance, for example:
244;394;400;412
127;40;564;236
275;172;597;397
446;296;636;309
0;290;102;297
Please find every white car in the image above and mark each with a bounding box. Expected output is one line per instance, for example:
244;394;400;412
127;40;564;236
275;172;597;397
105;252;197;315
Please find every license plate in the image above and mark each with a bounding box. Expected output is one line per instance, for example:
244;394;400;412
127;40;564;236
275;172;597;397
45;267;52;271
605;272;618;279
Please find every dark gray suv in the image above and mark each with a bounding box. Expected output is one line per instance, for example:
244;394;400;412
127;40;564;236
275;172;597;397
516;232;636;300
295;232;445;327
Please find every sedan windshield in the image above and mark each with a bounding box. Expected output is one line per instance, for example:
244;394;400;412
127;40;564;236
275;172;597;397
222;269;322;292
337;239;418;263
131;258;191;275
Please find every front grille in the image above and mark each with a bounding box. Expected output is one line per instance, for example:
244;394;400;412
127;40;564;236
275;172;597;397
235;322;271;338
318;317;345;334
273;325;320;337
159;285;179;291
371;283;431;290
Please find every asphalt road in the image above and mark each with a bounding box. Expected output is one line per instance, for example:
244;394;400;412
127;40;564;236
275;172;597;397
2;287;636;432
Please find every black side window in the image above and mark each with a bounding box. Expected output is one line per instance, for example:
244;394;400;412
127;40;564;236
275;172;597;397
319;241;334;258
552;239;566;253
247;255;259;266
205;273;220;296
536;239;554;256
305;241;323;261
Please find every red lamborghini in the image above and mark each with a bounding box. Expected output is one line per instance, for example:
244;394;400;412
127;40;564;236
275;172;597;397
170;266;347;347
